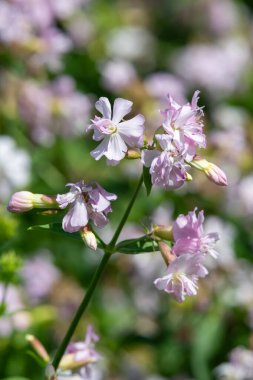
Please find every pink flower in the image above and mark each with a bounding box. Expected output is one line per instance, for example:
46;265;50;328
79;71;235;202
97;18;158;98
59;325;100;378
56;181;117;233
154;254;208;302
88;97;145;165
142;134;188;189
162;91;205;160
172;209;219;258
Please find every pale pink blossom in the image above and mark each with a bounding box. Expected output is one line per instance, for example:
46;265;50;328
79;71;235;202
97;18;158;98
56;181;117;233
154;254;208;302
162;91;205;160
142;134;187;189
172;209;219;258
89;97;145;165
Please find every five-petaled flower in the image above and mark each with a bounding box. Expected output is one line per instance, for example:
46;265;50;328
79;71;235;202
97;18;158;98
154;253;208;302
88;97;145;165
56;181;117;233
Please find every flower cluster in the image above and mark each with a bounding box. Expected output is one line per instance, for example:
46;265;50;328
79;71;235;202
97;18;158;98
0;0;87;71
215;346;253;380
154;208;219;302
141;91;206;189
19;76;91;144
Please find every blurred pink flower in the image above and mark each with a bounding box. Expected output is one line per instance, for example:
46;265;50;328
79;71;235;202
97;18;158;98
21;252;60;303
19;77;91;144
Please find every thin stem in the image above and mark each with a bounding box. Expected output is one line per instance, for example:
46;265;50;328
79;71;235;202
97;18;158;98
51;252;111;372
108;174;143;250
50;173;143;374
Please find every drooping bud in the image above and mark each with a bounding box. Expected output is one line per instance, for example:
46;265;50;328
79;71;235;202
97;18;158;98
7;192;58;213
26;334;50;363
80;226;97;251
158;241;176;265
152;224;173;241
190;158;228;186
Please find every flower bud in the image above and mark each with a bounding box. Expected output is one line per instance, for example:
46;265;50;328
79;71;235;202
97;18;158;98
158;241;176;265
59;353;94;371
191;158;228;186
126;149;141;159
26;334;50;363
152;225;173;241
80;226;97;251
7;192;58;213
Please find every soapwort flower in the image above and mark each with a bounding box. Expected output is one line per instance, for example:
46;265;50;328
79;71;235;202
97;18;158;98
56;181;117;233
88;97;145;165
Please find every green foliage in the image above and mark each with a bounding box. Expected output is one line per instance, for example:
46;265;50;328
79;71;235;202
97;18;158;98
0;251;22;285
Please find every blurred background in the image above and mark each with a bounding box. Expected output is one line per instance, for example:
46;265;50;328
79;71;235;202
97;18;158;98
0;0;253;379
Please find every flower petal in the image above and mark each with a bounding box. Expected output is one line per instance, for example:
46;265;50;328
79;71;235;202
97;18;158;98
117;114;145;147
90;136;111;160
62;197;88;232
105;133;127;161
112;98;132;124
95;97;112;119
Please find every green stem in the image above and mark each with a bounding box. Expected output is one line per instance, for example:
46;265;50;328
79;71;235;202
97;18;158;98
108;174;143;250
51;252;111;372
51;174;143;374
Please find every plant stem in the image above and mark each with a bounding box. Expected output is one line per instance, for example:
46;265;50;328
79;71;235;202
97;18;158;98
51;174;143;373
51;251;111;372
108;174;143;249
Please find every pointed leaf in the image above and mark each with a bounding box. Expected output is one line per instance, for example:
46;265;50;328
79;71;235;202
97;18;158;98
143;166;152;196
116;235;159;254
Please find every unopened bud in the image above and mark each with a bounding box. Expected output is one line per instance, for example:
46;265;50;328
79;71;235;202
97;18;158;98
59;353;94;371
7;192;58;213
153;225;173;241
190;158;228;186
126;149;141;159
26;334;50;363
80;226;97;251
158;241;175;265
185;172;193;182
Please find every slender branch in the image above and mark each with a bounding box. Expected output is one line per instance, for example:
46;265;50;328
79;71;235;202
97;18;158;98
50;173;144;374
108;174;143;250
51;252;111;372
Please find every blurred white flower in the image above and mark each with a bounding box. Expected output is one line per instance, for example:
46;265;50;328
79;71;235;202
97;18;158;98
100;60;137;93
106;26;156;63
0;136;31;201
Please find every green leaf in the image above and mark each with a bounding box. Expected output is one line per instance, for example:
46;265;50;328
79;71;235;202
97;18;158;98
2;378;30;380
116;235;159;254
28;223;81;241
143;166;152;196
28;223;105;248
